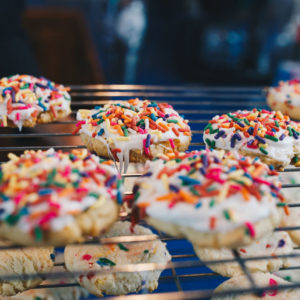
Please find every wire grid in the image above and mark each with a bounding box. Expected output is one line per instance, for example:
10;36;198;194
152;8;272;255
1;85;300;299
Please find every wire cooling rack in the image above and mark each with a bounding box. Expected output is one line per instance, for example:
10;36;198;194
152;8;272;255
2;85;300;299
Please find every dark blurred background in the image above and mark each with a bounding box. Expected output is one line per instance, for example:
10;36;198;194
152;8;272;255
2;0;300;86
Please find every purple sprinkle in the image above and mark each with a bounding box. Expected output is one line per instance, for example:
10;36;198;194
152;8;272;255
292;130;299;140
247;139;254;146
279;134;286;141
142;172;152;177
132;184;139;194
199;167;206;175
214;130;225;139
213;157;221;163
255;136;266;144
236;121;245;128
202;154;208;168
278;239;285;248
164;114;169;118
169;184;179;192
11;90;16;103
146;134;151;147
234;133;242;141
230;135;236;148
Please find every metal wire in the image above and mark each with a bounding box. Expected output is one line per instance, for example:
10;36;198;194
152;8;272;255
1;85;300;299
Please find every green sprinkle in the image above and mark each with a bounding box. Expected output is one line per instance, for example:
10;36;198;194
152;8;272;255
284;276;292;281
243;118;250;125
205;138;215;149
47;169;57;182
190;187;200;196
288;126;293;136
210;128;219;134
72;181;79;188
34;227;43;241
204;123;212;131
5;214;20;225
72;169;80;174
175;158;182;163
118;243;129;251
122;126;128;137
35;297;42;300
167;119;178;123
0;170;2;183
117;179;123;189
209;199;215;207
136;119;145;126
259;147;268;155
97;257;116;267
224;210;231;220
292;156;299;164
53;181;66;188
264;134;278;142
89;192;100;198
97;119;105;125
134;191;140;201
50;253;56;261
276;203;287;207
144;249;149;254
274;120;280;127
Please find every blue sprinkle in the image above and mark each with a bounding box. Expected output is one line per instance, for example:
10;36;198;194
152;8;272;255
0;208;4;215
117;191;122;205
106;175;117;187
255;136;266;144
38;101;47;111
269;165;275;170
146;134;151;148
199;167;206;175
178;175;200;185
150;113;157;121
236;121;245;128
292;129;299;140
0;193;9;201
142;172;153;177
195;201;202;208
164;114;169;118
247;127;254;135
247;139;254;146
98;128;104;136
38;189;53;195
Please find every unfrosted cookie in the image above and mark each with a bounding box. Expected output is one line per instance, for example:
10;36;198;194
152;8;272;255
212;272;300;300
275;248;300;283
64;221;171;297
2;280;88;300
0;148;121;246
0;74;71;130
0;241;54;296
203;109;300;170
76;98;191;172
133;150;285;248
193;231;293;277
267;79;300;120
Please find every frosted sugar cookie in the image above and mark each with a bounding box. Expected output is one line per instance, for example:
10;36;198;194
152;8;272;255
0;74;71;130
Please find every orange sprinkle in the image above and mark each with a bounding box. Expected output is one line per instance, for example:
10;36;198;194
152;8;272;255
156;193;175;201
107;244;116;251
241;187;250;201
179;189;198;204
137;202;151;208
50;105;57;118
251;165;265;178
113;125;124;136
253;123;259;136
284;206;290;216
172;127;179;136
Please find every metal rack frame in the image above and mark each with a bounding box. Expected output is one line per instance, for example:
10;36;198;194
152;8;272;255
1;85;300;299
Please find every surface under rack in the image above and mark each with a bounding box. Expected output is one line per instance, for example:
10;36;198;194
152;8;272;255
1;84;300;300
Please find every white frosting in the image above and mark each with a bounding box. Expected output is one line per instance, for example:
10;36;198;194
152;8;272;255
135;150;283;234
77;100;191;172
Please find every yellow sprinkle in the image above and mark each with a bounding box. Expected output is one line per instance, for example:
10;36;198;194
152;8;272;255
8;153;19;161
177;122;184;128
78;109;91;119
105;119;110;129
116;136;130;141
141;183;151;189
27;193;39;203
216;182;229;203
2;115;7;127
51;101;63;106
161;174;169;190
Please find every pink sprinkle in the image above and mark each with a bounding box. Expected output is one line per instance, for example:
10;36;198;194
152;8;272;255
230;185;242;191
244;221;256;238
82;254;92;261
169;113;177;117
253;177;271;186
169;139;175;149
91;121;98;126
76;187;89;193
178;165;191;172
268;278;278;296
16;112;20;121
49;201;61;209
14;192;25;205
54;94;62;99
138;127;144;134
29;83;34;90
33;157;41;163
4;90;11;94
62;165;71;177
76;120;86;127
205;174;225;184
110;121;118;126
39;211;57;226
143;139;150;155
157;111;165;117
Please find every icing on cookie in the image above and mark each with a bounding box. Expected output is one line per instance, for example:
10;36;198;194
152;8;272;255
133;150;286;235
0;148;122;240
0;74;71;130
268;79;300;107
75;98;191;172
204;109;300;167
